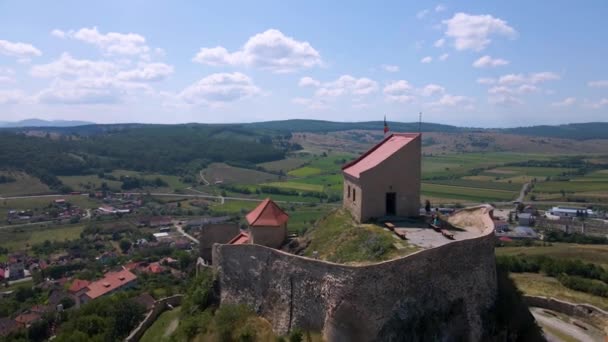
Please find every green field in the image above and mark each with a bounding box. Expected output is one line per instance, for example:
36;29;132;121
286;207;331;233
204;163;279;185
141;307;181;342
486;166;574;177
288;166;323;177
209;199;260;215
257;156;312;173
59;175;122;192
426;179;521;191
0;224;85;251
421;183;517;202
534;180;608;193
496;243;608;268
262;182;324;192
509;273;608;310
0;171;51;196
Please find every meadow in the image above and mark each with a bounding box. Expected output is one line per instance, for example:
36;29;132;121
0;171;51;196
496;243;608;268
0;224;85;251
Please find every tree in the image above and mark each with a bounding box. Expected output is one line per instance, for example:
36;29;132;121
119;239;131;253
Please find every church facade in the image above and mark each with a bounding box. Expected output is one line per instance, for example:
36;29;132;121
342;133;421;222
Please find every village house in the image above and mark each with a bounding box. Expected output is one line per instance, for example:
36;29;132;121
0;318;20;337
245;198;289;248
14;312;41;329
79;269;137;304
493;219;509;232
342;133;421;222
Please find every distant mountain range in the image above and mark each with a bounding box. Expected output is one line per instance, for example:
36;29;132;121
0;119;95;128
1;118;608;140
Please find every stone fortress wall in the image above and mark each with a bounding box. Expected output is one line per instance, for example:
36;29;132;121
213;206;498;341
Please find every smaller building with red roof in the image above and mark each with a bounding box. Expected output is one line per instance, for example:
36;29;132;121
68;279;90;295
245;198;289;248
80;269;137;304
228;231;250;245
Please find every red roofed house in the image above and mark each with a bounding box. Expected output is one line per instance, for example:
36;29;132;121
79;269;137;304
245;198;289;248
68;279;90;295
228;231;250;245
14;312;41;328
342;133;421;222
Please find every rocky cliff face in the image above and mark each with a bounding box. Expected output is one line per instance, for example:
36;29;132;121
213;219;497;341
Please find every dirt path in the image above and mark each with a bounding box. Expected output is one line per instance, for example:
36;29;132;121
531;308;604;342
163;317;179;337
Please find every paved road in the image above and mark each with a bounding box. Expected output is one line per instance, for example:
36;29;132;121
175;223;199;244
531;308;602;342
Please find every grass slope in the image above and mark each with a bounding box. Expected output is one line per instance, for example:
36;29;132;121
496;243;608;268
141;307;181;342
0;171;51;196
303;209;417;264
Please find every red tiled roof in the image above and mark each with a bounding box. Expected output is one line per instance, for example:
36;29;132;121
342;133;420;178
228;232;250;245
145;263;164;274
123;262;141;271
499;236;513;242
84;269;137;300
14;312;40;326
69;279;90;293
245;198;289;227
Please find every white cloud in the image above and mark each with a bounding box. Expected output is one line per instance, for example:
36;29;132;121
178;72;261;105
477;77;495;85
298;76;320;87
421;56;433;63
51;29;66;38
30;53;117;78
314;75;378;97
193;29;322;73
416;9;430;19
116;63;174;82
472;55;509;68
420;84;445;96
0;39;42;58
64;27;150;56
434;38;445;48
585;98;608;109
442;13;517;51
497;72;560;85
383;80;414;103
517;84;538;94
432;94;473;107
588;80;608;88
435;4;447;12
382;64;400;72
36;77;139;104
438;53;449;61
0;90;25;104
0;67;15;83
552;97;576;107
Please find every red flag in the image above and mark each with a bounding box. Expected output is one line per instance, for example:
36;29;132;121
384;115;389;134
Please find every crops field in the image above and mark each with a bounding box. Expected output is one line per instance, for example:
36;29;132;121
0;171;51;196
257;156;311;173
496;243;608;268
204;163;279;185
426;179;521;191
288;166;323;177
262;181;324;192
509;273;608;310
0;224;85;251
421;183;517;202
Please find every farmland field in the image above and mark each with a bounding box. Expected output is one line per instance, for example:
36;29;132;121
288;166;323;177
426;179;521;191
59;174;122;192
0;196;99;221
496;243;608;268
533;181;608;193
509;273;608;310
421;183;517;202
0;224;85;251
262;181;324;192
0;171;51;196
257;156;311;173
204;163;279;185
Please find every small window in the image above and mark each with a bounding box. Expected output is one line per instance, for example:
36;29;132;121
353;189;356;202
347;185;351;198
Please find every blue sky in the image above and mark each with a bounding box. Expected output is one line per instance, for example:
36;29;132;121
0;0;607;127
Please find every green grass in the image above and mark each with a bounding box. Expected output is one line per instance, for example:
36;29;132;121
59;175;122;192
0;224;85;251
303;209;417;264
0;171;51;196
426;179;521;191
509;273;608;310
421;183;517;202
204;163;279;185
0;196;100;221
209;200;259;215
286;207;331;233
2;279;34;292
288;166;322;177
534;181;608;193
141;307;181;342
307;153;355;173
257;156;312;173
262;182;324;192
496;243;608;268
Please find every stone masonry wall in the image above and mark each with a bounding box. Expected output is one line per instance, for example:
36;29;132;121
213;225;497;341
